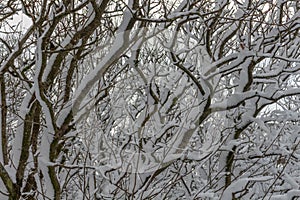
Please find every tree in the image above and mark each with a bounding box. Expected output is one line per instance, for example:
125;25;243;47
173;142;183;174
0;0;299;199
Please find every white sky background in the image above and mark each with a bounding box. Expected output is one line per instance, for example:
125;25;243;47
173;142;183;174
0;0;289;36
13;12;32;28
0;11;32;35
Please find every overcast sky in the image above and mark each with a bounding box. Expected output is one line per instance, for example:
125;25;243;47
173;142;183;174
0;11;32;34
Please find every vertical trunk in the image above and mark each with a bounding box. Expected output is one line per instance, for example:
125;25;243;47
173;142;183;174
0;74;8;165
218;127;242;199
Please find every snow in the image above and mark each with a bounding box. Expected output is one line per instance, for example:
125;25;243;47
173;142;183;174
283;172;299;189
0;99;3;164
222;177;273;200
11;88;35;168
41;53;59;82
1;0;300;199
167;9;198;19
237;59;252;91
83;3;96;28
56;102;72;127
210;91;256;111
235;9;244;18
220;139;242;151
271;190;300;200
72;8;135;118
